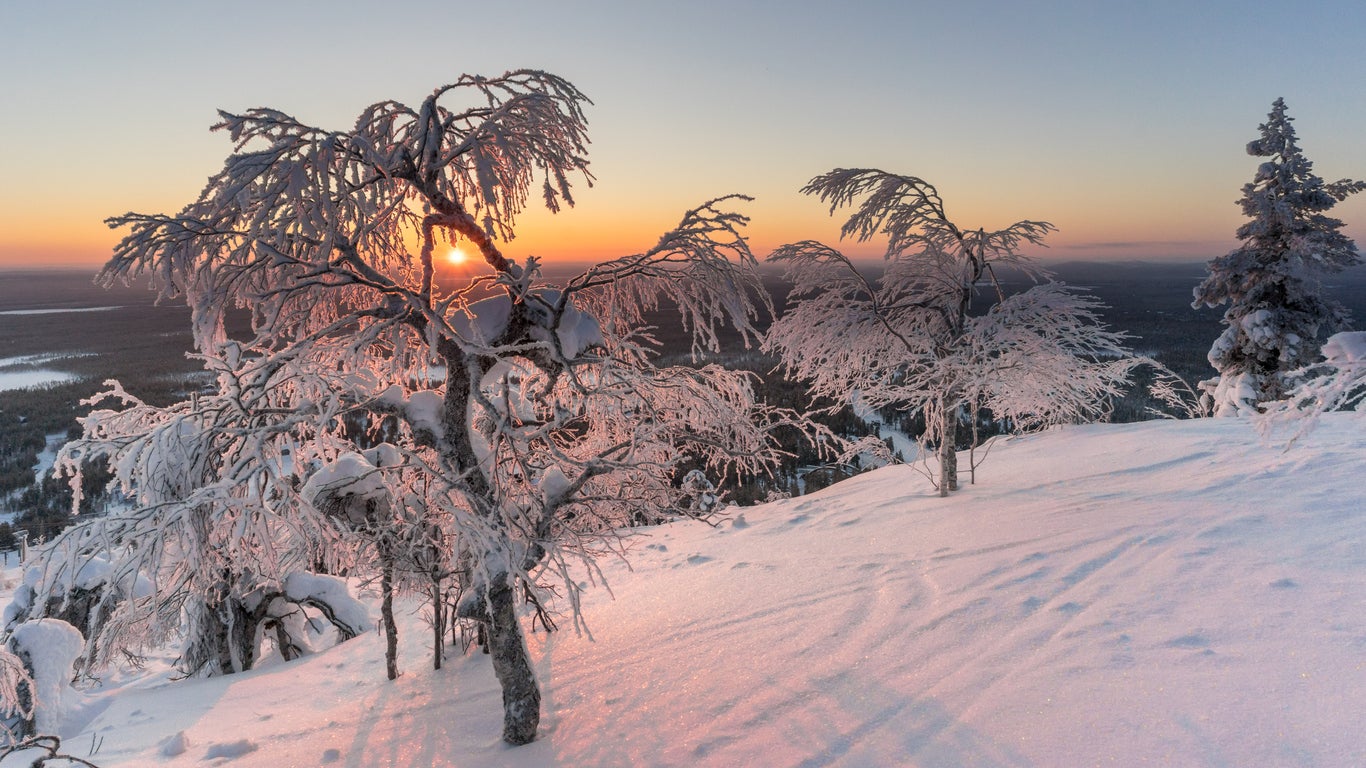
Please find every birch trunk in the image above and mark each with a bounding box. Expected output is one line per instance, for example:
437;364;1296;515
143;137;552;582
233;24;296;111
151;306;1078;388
939;403;959;497
484;576;540;745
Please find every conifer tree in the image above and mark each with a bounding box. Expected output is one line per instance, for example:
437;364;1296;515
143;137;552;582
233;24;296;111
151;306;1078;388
1193;98;1366;415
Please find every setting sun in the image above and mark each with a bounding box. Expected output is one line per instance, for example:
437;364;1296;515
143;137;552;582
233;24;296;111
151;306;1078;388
446;246;468;266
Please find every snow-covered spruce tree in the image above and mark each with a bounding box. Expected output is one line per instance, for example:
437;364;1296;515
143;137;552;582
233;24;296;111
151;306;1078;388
1192;98;1366;416
765;169;1144;496
41;71;809;746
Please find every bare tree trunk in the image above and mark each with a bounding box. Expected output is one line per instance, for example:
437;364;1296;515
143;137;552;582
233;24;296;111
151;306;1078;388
448;590;463;650
485;575;540;745
431;583;444;671
969;401;979;486
437;339;541;743
180;586;260;677
207;595;258;675
379;542;398;682
426;522;447;672
939;403;959;497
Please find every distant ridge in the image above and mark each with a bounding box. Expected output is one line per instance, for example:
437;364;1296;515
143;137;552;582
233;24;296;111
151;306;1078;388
1043;258;1208;272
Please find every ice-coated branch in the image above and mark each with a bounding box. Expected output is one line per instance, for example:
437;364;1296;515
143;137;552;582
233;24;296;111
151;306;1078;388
565;195;770;358
102;70;592;355
801;169;1054;271
770;167;1137;495
60;70;817;746
1259;331;1366;442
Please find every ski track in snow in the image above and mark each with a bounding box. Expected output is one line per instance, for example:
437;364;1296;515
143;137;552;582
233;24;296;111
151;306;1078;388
9;416;1364;767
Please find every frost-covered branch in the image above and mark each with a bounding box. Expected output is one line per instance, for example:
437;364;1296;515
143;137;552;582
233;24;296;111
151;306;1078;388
564;196;771;358
61;70;823;746
102;70;592;354
769;168;1140;496
1258;331;1366;442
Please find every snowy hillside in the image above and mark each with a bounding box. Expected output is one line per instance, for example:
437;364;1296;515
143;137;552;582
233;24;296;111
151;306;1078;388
14;416;1366;767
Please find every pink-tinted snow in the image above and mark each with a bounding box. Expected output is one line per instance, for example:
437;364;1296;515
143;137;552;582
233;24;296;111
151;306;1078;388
1323;331;1366;365
16;416;1365;766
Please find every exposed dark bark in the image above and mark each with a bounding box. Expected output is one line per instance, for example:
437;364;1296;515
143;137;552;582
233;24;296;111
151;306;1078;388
270;609;306;662
7;644;35;739
431;583;444;671
939;402;959;497
33;586;114;673
181;590;259;677
380;543;398;682
436;311;547;741
315;489;401;677
483;576;540;745
436;339;491;499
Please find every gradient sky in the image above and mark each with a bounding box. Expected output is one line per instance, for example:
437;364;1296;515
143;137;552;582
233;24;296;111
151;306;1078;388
3;0;1365;269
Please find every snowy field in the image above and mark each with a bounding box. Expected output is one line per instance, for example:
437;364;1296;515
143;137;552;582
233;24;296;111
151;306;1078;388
7;415;1364;767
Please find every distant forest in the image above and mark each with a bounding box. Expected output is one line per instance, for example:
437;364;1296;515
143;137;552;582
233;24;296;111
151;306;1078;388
3;262;1366;543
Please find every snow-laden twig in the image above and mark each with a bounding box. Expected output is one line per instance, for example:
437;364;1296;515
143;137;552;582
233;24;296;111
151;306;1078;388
768;169;1147;496
36;70;827;746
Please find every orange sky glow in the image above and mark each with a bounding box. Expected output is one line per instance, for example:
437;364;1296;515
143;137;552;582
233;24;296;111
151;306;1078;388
3;1;1365;273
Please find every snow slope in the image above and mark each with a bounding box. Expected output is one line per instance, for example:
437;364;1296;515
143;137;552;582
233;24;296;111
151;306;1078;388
23;416;1366;767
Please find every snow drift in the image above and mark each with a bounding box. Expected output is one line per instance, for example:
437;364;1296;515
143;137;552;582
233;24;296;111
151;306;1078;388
12;416;1365;767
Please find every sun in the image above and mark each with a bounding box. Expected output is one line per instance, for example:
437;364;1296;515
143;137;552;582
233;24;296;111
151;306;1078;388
445;246;468;266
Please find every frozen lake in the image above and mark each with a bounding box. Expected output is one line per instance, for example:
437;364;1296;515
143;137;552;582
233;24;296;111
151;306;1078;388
0;305;120;316
0;352;88;391
0;368;78;391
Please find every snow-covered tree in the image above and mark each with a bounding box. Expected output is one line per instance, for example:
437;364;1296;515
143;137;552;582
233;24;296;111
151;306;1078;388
1192;98;1366;416
0;645;35;741
2;619;82;741
1259;331;1366;440
765;169;1145;496
17;376;369;680
35;71;811;746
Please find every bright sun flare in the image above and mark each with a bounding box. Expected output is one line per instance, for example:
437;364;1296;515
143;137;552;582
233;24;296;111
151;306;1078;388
446;247;468;266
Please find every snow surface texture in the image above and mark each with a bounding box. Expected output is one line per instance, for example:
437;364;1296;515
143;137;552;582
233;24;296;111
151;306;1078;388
16;417;1366;766
1323;330;1366;365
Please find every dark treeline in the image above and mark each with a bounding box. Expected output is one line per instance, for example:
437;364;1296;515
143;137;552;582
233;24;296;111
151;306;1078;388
5;262;1366;533
1;271;207;540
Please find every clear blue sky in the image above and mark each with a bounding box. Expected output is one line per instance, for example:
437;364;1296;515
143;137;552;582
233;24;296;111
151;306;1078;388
3;0;1365;267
